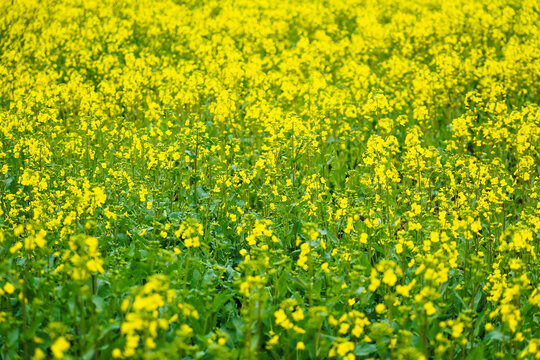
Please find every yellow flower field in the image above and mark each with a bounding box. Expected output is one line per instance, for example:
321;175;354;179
0;0;539;359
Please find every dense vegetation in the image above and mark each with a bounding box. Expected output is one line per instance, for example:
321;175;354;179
1;0;539;359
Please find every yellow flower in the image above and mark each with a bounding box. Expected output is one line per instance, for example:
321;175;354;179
51;337;70;359
382;269;397;287
336;341;355;357
145;337;156;349
321;262;330;273
296;341;305;350
86;259;105;273
32;348;46;360
369;277;381;292
112;348;122;358
339;323;350;334
9;242;22;254
352;325;363;337
274;309;293;330
266;335;279;349
3;282;15;294
452;323;464;338
292;307;304;321
424;302;436;316
375;303;386;314
360;233;368;244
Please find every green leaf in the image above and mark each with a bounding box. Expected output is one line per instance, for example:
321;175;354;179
92;295;106;311
8;327;20;346
211;293;234;312
484;330;503;343
354;343;377;357
99;323;120;341
465;344;484;360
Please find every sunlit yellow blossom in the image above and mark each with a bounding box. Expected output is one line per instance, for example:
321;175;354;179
51;337;70;359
